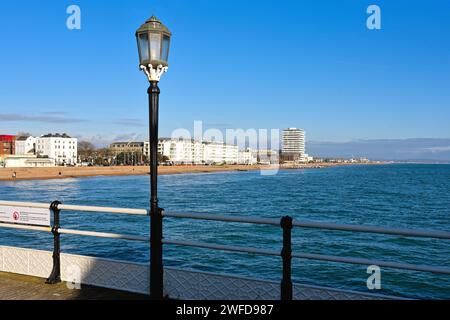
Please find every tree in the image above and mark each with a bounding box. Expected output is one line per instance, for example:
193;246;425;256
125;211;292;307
158;154;170;163
78;141;96;163
78;141;95;153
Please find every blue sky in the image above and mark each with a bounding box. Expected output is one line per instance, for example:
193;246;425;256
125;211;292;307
0;1;450;157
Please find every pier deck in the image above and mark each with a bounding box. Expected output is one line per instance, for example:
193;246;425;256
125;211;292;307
0;272;148;300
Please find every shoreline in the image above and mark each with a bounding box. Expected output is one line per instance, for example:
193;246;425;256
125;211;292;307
0;162;386;182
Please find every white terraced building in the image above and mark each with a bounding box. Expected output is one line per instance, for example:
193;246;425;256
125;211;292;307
148;139;247;165
238;149;258;165
35;133;78;166
203;142;239;165
157;139;205;164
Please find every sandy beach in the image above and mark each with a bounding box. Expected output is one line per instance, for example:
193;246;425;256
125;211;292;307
0;163;384;181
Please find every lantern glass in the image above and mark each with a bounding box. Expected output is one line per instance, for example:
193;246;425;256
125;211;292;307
138;33;150;64
162;35;170;62
149;33;162;61
136;16;171;67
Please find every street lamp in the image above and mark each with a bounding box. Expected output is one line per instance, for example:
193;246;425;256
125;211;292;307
136;15;172;299
136;15;171;81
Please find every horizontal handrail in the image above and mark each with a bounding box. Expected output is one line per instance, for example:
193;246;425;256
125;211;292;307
59;204;148;216
293;252;450;275
0;201;148;243
165;211;450;240
59;228;149;242
0;201;50;210
163;237;450;276
0;222;148;242
293;221;450;240
163;212;280;226
0;200;148;216
0;222;52;233
163;239;280;256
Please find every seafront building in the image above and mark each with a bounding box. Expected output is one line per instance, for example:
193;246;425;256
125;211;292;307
155;139;244;165
15;136;36;155
157;139;205;164
203;142;239;165
110;142;145;155
128;139;258;165
0;135;16;162
252;149;279;165
0;133;78;167
282;128;306;155
281;128;312;163
110;142;145;164
35;134;78;166
238;148;258;165
3;155;56;168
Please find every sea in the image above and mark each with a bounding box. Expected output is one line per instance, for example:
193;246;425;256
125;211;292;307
0;164;449;299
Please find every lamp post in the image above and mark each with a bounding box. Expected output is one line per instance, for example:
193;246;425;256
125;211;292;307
136;15;172;299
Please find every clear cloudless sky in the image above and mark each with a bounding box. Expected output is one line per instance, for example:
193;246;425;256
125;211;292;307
0;0;449;144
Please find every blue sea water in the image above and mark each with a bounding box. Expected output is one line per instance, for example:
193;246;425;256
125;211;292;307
0;164;449;299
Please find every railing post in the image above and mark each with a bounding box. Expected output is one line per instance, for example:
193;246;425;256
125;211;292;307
46;200;62;284
280;215;293;300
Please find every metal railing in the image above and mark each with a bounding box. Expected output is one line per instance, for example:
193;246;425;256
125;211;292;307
0;200;150;284
162;211;450;299
1;200;450;300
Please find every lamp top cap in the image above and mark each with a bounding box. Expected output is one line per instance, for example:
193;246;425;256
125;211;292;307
136;15;172;36
146;15;160;23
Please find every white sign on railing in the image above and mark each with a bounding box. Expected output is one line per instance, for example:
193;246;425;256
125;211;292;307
0;206;51;227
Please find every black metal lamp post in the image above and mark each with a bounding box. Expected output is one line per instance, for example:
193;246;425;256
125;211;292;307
136;15;172;300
